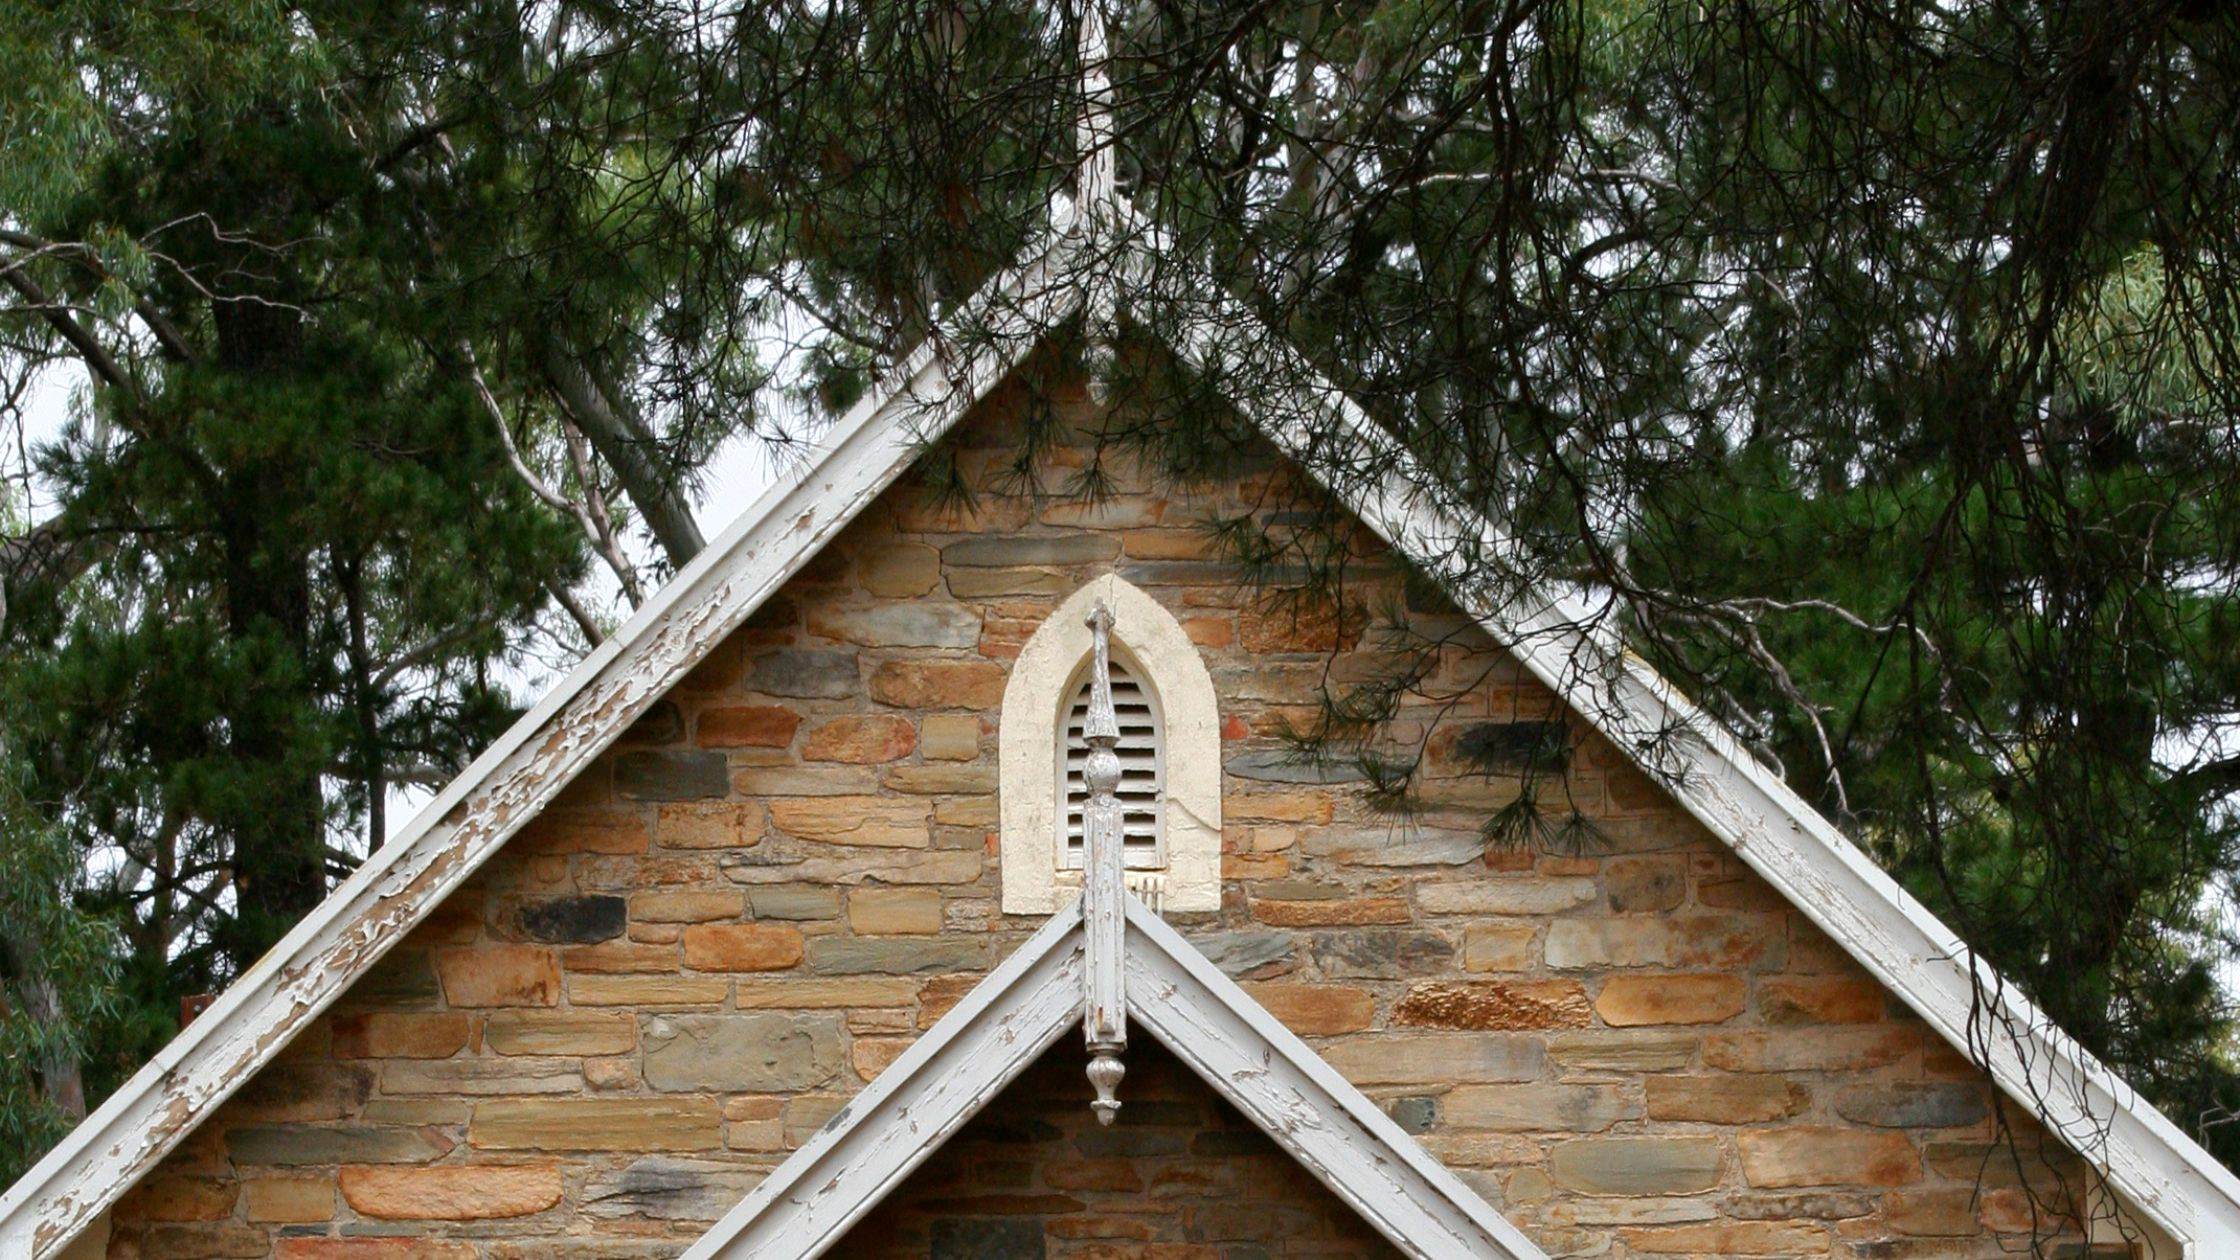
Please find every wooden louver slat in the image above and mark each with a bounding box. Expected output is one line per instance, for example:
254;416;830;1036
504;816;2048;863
1063;659;1162;868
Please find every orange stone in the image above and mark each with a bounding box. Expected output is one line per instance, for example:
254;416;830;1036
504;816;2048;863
338;1164;563;1220
682;922;806;972
867;660;1007;710
434;945;560;1007
802;714;918;763
1240;983;1377;1035
1392;980;1592;1031
1759;975;1888;1024
1594;975;1746;1027
1737;1126;1921;1188
277;1243;476;1260
697;705;802;748
1249;897;1409;927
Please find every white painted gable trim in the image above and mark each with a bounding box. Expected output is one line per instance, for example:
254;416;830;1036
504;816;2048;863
8;190;2240;1257
683;896;1548;1260
1134;215;2240;1255
0;215;1088;1259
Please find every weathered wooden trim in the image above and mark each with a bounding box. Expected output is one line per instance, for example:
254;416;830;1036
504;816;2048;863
684;895;1546;1260
1122;900;1547;1259
686;903;1089;1260
1145;225;2240;1257
0;226;1085;1259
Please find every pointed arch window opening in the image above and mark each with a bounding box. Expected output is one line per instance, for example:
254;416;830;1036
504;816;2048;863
1058;651;1165;871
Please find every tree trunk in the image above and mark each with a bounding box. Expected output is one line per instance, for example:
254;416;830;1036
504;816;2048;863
212;302;328;961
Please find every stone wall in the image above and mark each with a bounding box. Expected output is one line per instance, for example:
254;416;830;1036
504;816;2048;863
839;1036;1399;1257
102;368;2106;1259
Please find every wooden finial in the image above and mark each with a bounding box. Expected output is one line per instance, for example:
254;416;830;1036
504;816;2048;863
1080;601;1128;1123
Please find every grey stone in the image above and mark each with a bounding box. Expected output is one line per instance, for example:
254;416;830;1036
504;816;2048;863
749;649;859;699
1223;750;1370;784
516;894;627;944
1309;929;1455;979
807;936;988;975
583;1156;765;1221
1444;1083;1637;1133
1721;1191;1875;1221
747;885;842;920
345;951;438;1008
1834;1083;1989;1130
1322;1033;1545;1085
1387;1096;1437;1133
226;1125;450;1167
812;604;980;648
1548;1137;1721;1196
642;1013;844;1092
1449;720;1570;773
1306;828;1484;867
1191;930;1296;977
931;1218;1045;1259
623;700;684;745
615;750;729;800
942;535;1117;567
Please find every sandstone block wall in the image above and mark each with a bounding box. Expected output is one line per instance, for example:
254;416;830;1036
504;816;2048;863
101;370;2107;1259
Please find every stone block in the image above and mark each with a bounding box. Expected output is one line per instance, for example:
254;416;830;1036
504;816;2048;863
1462;922;1538;973
849;886;944;935
682;922;805;972
858;543;942;597
808;936;988;974
331;1013;471;1060
275;1242;475;1260
339;1165;562;1220
1737;1127;1920;1187
696;705;801;749
1833;1083;1989;1130
883;763;997;794
748;885;842;920
918;713;982;760
1594;974;1746;1026
1238;983;1376;1035
769;796;930;847
471;1098;724;1152
942;534;1116;566
867;660;1007;710
808;603;980;649
1548;1137;1722;1196
643;1013;844;1092
241;1176;332;1224
747;649;859;698
583;1156;766;1221
802;714;917;762
226;1126;452;1167
615;750;730;800
1309;929;1455;979
484;1010;638;1056
380;1058;583;1096
1191;930;1297;977
1393;980;1592;1031
115;1174;235;1222
512;808;648;857
434;945;560;1008
1759;975;1888;1025
566;975;730;1007
513;894;627;945
1543;915;1783;971
1250;896;1409;927
733;977;920;1008
1321;1033;1545;1085
1703;1026;1918;1073
1444;1084;1636;1133
629;889;743;923
1602;857;1685;913
1645;1076;1809;1124
560;942;677;973
1545;1030;1697;1073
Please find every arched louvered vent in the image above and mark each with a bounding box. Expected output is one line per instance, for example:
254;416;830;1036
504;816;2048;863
1061;658;1163;869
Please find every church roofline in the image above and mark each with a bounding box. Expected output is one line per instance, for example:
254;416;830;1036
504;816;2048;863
5;194;2239;1257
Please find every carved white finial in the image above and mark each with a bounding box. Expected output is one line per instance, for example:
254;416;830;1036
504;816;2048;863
1080;601;1127;1124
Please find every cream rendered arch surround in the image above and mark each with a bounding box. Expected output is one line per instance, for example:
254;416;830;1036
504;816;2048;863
1000;574;1221;913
